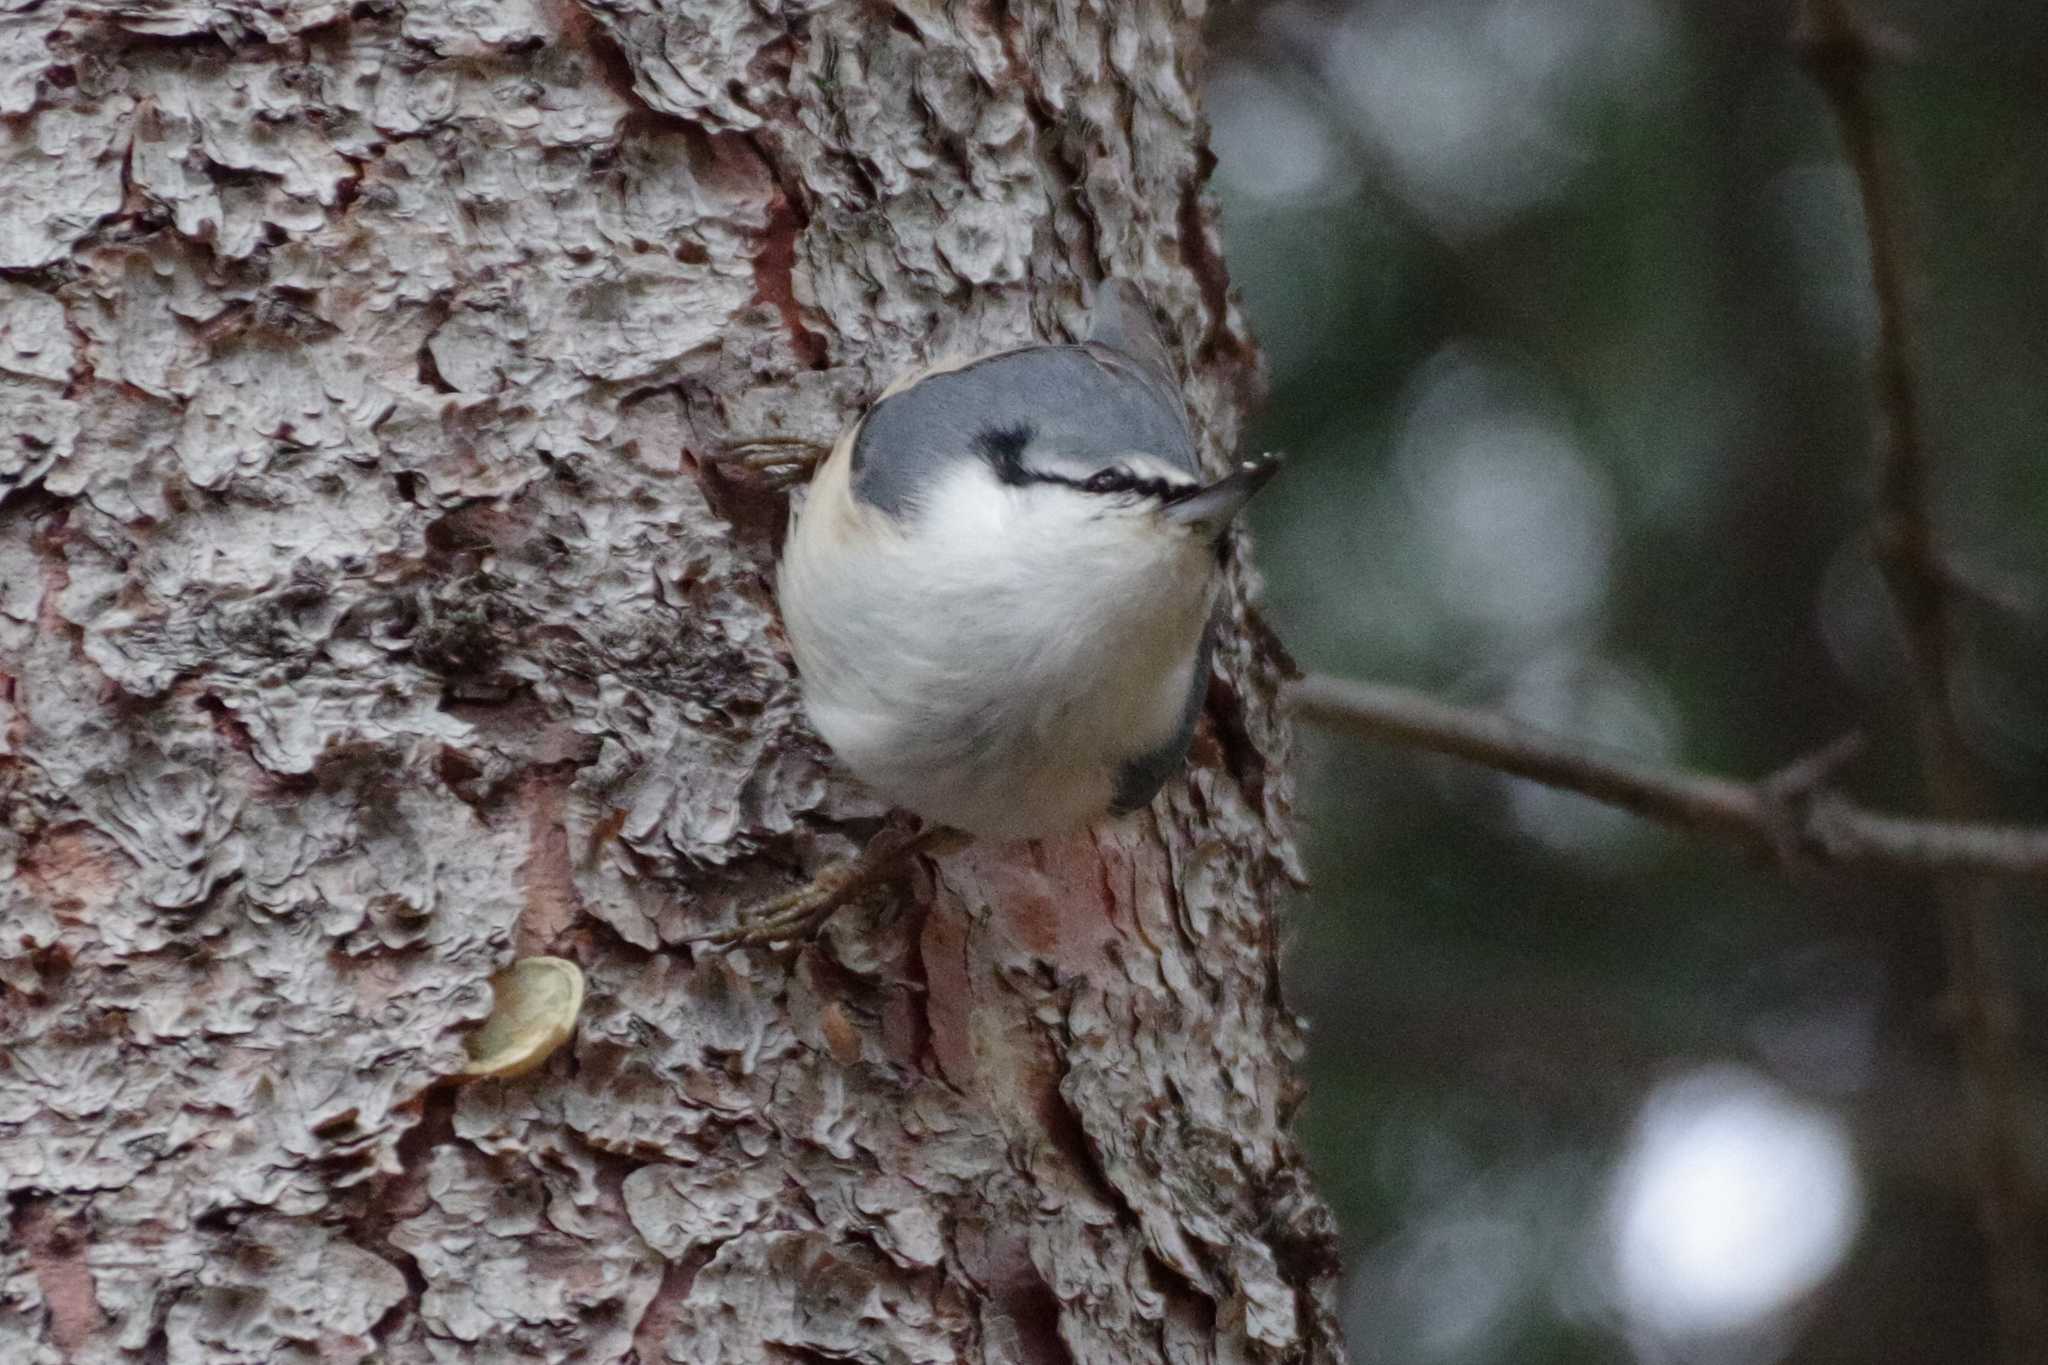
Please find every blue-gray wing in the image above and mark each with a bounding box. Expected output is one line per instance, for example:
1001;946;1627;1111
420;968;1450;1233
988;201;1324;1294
851;291;1196;518
1110;623;1212;816
1085;280;1181;391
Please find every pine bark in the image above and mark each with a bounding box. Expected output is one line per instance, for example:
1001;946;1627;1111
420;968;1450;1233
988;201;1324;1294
0;1;1343;1361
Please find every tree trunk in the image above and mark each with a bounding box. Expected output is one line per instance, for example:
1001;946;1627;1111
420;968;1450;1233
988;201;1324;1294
0;1;1344;1361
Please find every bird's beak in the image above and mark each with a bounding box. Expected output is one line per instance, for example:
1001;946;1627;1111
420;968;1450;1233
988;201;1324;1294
1164;455;1282;532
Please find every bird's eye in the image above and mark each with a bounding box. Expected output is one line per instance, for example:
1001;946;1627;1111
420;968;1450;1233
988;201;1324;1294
1083;467;1133;494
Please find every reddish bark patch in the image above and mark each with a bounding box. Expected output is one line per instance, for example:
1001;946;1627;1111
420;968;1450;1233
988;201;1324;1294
916;895;976;1091
516;773;585;957
15;1198;103;1353
631;1251;709;1362
33;504;73;636
539;0;678;139
956;1217;1076;1365
818;1000;863;1066
583;804;630;870
1175;162;1258;377
966;836;1120;971
15;821;133;922
925;845;1118;1198
0;672;22;753
751;183;827;371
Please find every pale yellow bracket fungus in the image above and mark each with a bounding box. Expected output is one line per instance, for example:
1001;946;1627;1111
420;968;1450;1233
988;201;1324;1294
457;956;585;1080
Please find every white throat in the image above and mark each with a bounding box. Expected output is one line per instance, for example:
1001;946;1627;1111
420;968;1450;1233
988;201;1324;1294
779;454;1219;839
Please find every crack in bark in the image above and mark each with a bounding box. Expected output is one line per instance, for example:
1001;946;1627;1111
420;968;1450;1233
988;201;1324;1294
1175;161;1240;368
352;1082;459;1348
552;0;700;140
745;130;829;372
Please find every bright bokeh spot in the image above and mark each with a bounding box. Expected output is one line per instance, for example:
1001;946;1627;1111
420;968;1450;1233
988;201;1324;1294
1607;1067;1863;1338
1328;8;1581;236
1311;0;1673;236
1395;347;1615;639
1208;63;1344;205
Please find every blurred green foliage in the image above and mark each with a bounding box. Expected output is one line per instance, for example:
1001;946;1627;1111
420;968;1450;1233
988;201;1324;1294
1206;2;2048;1360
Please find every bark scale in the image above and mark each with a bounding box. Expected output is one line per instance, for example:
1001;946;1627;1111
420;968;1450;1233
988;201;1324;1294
0;0;1344;1360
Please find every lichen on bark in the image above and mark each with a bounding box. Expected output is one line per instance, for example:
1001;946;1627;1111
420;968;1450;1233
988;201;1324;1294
0;0;1345;1361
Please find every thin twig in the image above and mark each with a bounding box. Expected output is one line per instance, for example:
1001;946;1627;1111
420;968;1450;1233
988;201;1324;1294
1285;673;2048;877
1798;4;2040;1353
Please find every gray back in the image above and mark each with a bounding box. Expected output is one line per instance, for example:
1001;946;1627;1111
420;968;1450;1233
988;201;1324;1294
851;293;1196;518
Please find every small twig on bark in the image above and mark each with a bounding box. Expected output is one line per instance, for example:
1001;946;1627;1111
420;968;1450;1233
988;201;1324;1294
1285;673;2048;878
1797;3;2040;1353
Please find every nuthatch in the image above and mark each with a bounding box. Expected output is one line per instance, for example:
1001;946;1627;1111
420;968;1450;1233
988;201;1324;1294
704;282;1278;943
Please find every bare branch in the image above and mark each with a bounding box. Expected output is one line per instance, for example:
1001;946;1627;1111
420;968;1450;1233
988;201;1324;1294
1806;3;2037;1347
1285;673;2048;877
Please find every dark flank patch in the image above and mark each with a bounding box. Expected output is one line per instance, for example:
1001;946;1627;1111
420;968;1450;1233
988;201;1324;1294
1109;626;1214;816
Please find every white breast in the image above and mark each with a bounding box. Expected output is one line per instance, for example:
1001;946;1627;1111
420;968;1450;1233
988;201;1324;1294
777;442;1216;840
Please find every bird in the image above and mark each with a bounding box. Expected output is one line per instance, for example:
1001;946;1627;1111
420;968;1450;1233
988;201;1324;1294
701;281;1278;944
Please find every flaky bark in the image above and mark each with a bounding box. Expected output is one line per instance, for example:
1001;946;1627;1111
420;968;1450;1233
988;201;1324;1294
0;1;1343;1361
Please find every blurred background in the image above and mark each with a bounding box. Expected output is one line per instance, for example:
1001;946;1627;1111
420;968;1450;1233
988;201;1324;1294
1201;1;2048;1360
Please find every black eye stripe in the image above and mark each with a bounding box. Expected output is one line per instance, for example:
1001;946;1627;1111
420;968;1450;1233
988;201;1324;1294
972;426;1191;501
1059;465;1190;500
1045;468;1184;499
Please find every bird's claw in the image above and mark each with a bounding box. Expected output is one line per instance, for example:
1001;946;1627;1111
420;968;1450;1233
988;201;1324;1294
684;825;968;950
684;861;867;947
712;436;831;488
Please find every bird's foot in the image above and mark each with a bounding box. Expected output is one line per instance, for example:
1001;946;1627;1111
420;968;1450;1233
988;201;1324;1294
687;825;968;948
711;435;831;488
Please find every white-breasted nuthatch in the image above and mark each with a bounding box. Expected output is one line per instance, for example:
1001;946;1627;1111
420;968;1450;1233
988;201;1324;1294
778;282;1279;844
